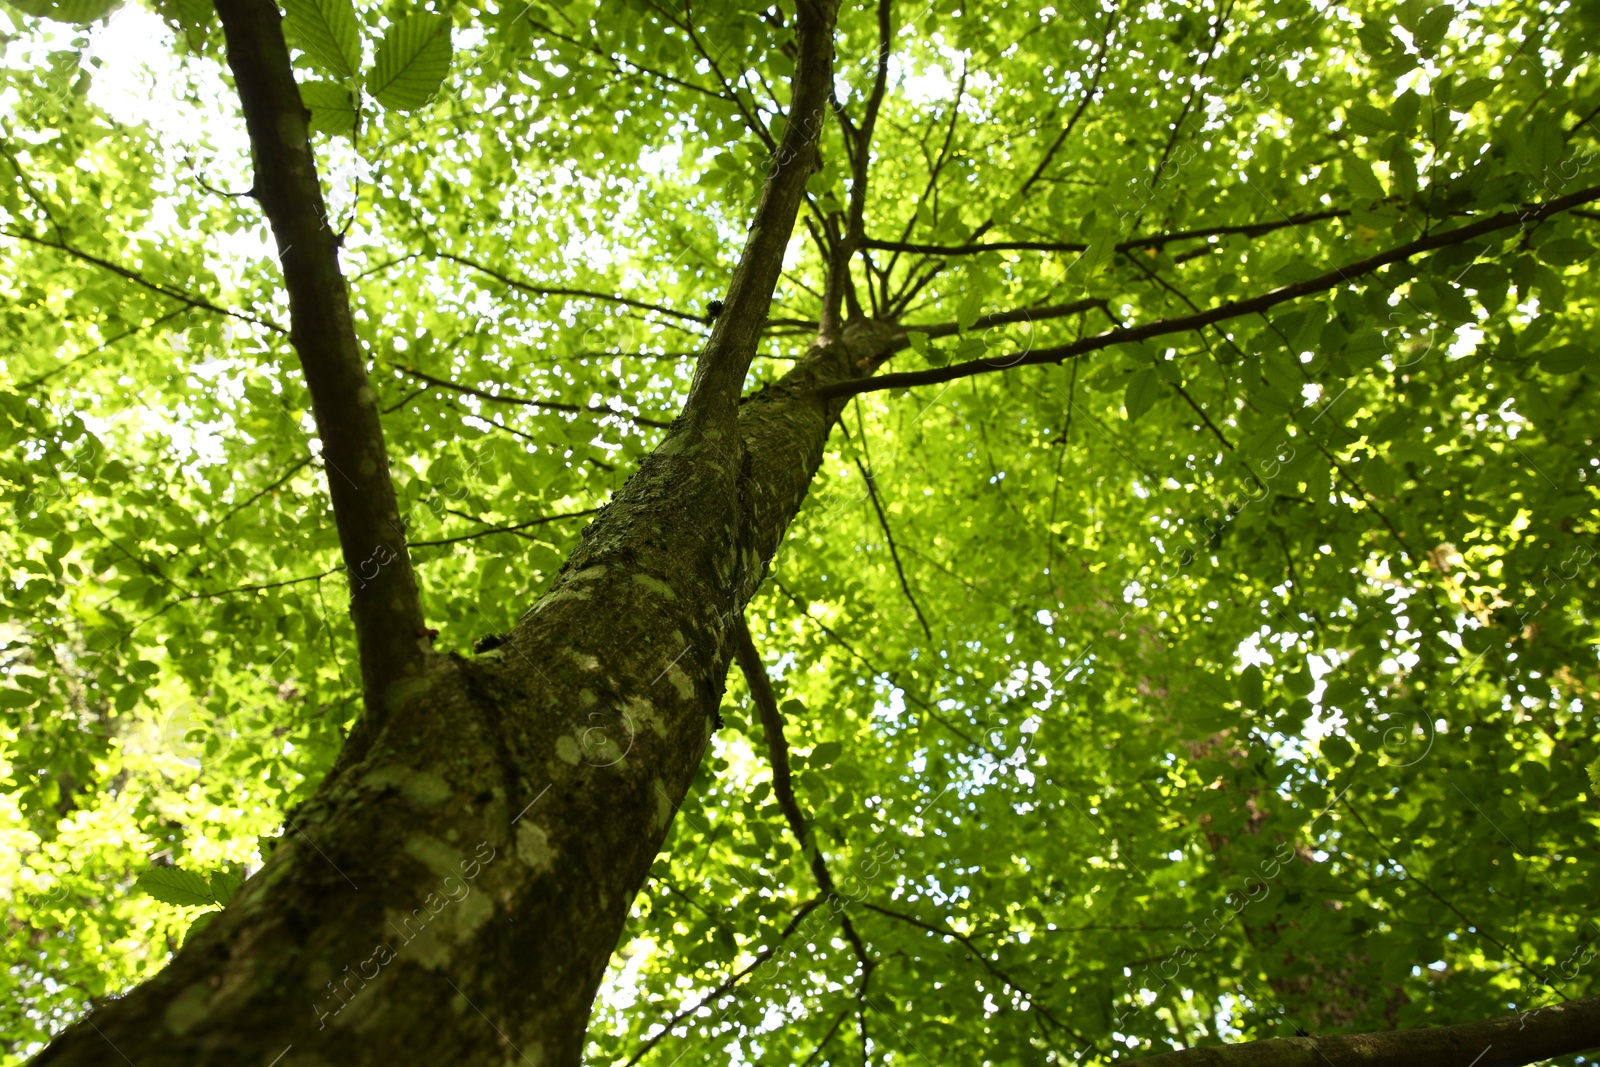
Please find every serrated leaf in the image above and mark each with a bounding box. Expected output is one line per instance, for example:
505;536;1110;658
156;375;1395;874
5;0;120;21
955;287;984;332
172;0;211;33
1322;734;1355;766
136;866;219;907
300;81;359;137
209;868;244;906
182;910;217;946
952;335;987;362
1344;156;1385;202
283;0;362;81
1445;77;1494;110
1124;368;1161;422
1344;103;1394;138
368;13;454;112
1082;231;1116;274
1411;5;1453;52
1535;238;1594;268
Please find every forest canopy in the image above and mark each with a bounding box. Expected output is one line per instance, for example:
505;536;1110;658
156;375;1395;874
2;0;1599;1062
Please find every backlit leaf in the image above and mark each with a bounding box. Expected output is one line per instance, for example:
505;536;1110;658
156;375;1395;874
368;13;453;112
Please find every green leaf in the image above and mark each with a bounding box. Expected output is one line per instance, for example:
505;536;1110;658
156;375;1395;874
1322;734;1355;766
368;13;455;112
1124;368;1161;422
1445;77;1494;110
809;741;842;766
1410;5;1454;52
1344;157;1386;202
182;910;217;947
0;687;37;709
1364;457;1397;497
1536;345;1588;375
136;867;220;908
1535;238;1594;268
209;868;244;906
283;0;362;81
1082;231;1116;275
952;335;987;362
3;0;120;23
1237;666;1265;708
1344;103;1394;138
300;81;360;137
955;287;984;332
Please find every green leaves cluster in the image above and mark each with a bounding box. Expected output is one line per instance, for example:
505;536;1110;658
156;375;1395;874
134;865;242;944
286;0;455;136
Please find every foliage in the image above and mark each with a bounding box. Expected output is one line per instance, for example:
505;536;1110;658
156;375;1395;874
134;863;241;944
1;0;1598;1062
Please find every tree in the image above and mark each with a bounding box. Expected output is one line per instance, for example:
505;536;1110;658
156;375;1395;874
1;0;1598;1060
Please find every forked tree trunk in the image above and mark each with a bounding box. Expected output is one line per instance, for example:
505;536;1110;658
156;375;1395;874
35;324;899;1067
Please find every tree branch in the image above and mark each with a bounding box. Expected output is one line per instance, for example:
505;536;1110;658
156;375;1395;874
820;0;892;333
208;454;315;529
437;251;706;325
906;296;1109;339
853;458;931;639
823;185;1600;399
621;897;824;1067
1;228;287;335
215;0;428;713
1129;994;1600;1067
408;508;602;549
864;209;1349;257
520;14;736;110
391;364;672;428
771;580;979;747
732;615;874;971
973;0;1119;239
15;307;193;391
674;0;777;152
677;0;840;430
853;900;1094;1050
882;61;966;300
